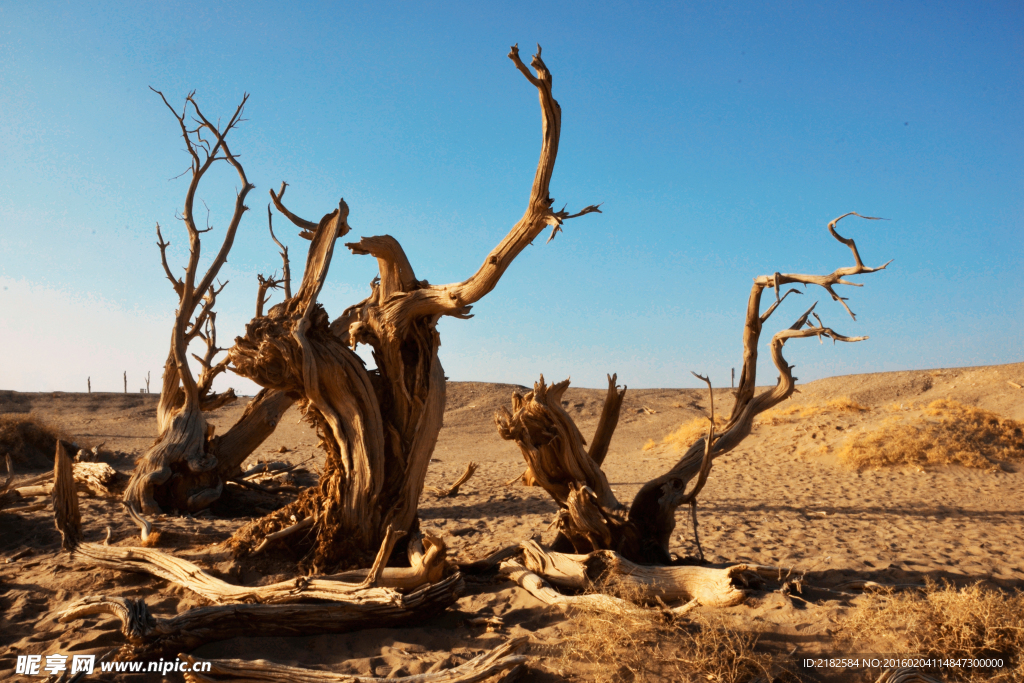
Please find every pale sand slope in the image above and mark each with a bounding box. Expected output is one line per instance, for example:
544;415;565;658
1;361;1022;681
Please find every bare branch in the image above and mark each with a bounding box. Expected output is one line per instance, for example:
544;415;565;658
267;204;292;299
155;223;184;296
269;181;318;239
754;212;892;321
255;273;283;317
337;45;599;331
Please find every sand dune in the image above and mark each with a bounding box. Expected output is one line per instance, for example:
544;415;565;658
1;361;1022;681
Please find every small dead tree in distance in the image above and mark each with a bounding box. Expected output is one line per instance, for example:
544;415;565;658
497;213;890;565
225;44;600;572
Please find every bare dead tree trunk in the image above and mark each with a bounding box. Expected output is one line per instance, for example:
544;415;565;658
123;371;127;394
53;443;81;551
145;371;151;394
498;214;890;564
226;45;599;572
122;91;251;514
87;377;91;394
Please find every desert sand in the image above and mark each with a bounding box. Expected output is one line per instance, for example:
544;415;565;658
1;361;1022;681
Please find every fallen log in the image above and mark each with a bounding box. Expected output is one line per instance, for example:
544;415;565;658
57;572;465;659
179;636;527;683
499;558;636;614
72;526;448;602
517;540;759;607
13;461;122;498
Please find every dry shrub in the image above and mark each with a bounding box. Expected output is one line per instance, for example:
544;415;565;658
837;400;1024;470
559;579;792;682
643;415;728;452
0;414;73;469
836;581;1024;682
754;396;869;426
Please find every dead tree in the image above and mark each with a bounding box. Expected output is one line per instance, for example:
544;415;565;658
122;91;252;514
225;44;599;572
497;213;890;565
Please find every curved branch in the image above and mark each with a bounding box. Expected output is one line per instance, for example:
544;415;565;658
345;235;422;301
267;204;292;299
342;45;600;331
269;181;318;239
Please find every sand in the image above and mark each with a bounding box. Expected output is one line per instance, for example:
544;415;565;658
1;361;1022;681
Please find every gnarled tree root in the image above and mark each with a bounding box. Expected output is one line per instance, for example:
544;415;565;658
57;572;464;659
179;636;527;682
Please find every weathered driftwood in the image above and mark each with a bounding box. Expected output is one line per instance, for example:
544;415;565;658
226;44;599;572
73;544;393;604
72;525;444;601
499;558;633;613
53;443;81;551
497;214;889;564
516;540;758;607
57;572;464;658
427;462;478;498
179;636;527;683
13;461;121;498
323;534;451;591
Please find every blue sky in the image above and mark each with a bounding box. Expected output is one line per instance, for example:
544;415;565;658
0;1;1021;394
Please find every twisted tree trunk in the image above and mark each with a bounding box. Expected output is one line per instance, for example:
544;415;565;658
225;45;599;572
498;214;890;564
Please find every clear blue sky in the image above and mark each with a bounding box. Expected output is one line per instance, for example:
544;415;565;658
1;1;1021;394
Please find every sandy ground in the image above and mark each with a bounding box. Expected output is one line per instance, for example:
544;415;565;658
1;361;1022;681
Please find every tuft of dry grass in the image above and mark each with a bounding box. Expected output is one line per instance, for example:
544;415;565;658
837;400;1024;470
0;414;73;469
643;415;728;452
558;579;793;682
836;580;1024;682
755;396;869;426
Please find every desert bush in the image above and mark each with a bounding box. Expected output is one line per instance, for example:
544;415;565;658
837;400;1024;470
0;414;74;469
559;579;793;682
643;414;728;453
836;580;1024;682
754;396;869;426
